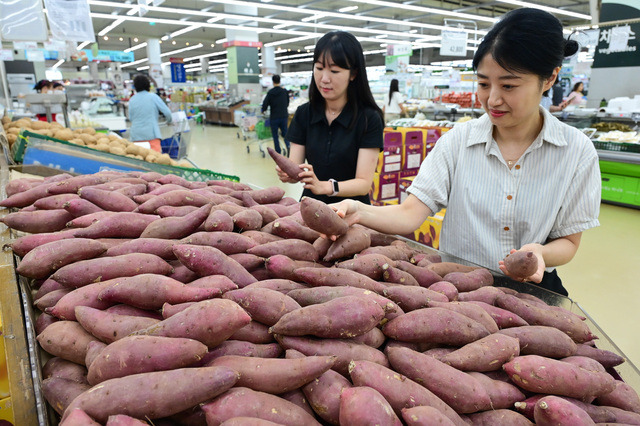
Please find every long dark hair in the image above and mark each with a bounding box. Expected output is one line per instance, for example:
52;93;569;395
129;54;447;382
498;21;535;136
571;82;583;92
388;79;399;106
309;31;383;128
472;8;579;81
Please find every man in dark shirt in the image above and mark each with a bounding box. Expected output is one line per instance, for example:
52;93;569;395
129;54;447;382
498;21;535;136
261;75;290;155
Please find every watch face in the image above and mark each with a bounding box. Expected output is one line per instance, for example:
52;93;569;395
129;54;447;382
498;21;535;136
332;180;339;194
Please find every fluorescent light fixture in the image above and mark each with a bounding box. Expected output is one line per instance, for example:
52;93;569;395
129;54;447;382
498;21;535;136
170;24;201;37
303;45;315;50
125;42;147;52
184;50;226;62
347;0;498;23
77;41;91;50
137;66;150;70
126;6;139;15
162;61;170;66
275;52;314;61
186;67;202;73
81;65;89;70
161;35;169;41
380;43;387;47
301;14;325;22
273;24;289;29
495;0;591;20
52;59;65;69
216;38;227;44
207;16;222;23
122;58;150;68
338;5;358;12
98;17;125;36
375;35;388;39
409;30;417;34
160;43;203;57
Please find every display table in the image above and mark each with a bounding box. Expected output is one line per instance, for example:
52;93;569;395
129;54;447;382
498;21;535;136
200;101;249;126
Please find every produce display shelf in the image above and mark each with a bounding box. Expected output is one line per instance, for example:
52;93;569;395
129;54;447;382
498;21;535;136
593;140;640;153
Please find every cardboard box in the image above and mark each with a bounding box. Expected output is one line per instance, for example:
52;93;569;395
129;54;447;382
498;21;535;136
370;171;400;202
424;128;441;158
403;130;424;170
0;397;13;425
411;209;446;249
376;131;403;174
398;170;418;203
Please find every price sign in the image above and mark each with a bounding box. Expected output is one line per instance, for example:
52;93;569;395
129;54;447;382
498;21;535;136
440;30;467;57
44;0;95;42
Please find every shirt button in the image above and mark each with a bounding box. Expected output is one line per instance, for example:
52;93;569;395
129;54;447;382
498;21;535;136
507;195;513;200
515;165;521;170
504;226;510;231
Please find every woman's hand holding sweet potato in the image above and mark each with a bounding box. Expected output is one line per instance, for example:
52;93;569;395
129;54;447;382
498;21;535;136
499;243;545;283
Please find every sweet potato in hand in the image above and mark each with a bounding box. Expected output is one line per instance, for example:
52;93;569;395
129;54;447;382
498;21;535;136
503;250;539;280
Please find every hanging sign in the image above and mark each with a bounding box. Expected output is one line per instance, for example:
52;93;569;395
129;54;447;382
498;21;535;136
592;23;640;68
170;57;186;83
44;0;96;42
440;30;467;57
0;49;14;61
0;0;48;41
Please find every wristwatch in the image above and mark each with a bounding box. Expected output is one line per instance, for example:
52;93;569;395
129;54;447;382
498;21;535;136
329;179;339;197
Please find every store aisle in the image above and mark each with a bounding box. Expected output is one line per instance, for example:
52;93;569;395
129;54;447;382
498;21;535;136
188;123;640;369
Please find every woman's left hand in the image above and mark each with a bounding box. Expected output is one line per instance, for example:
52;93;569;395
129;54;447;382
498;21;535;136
298;163;331;195
498;243;546;283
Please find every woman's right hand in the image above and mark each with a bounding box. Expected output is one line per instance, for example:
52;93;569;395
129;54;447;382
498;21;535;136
275;166;299;183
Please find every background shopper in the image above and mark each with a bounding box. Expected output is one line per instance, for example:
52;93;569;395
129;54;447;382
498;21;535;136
278;31;384;204
128;74;173;152
565;82;587;106
331;8;601;296
261;74;290;155
383;78;406;122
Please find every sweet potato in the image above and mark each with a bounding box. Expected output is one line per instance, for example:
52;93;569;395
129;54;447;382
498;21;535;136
497;325;577;358
84;341;107;368
516;394;616;423
299;196;348;236
131;299;251;347
46;281;116;321
105;414;148;425
5;177;43;197
347;327;385;349
383;307;490;345
63;366;239;423
335;253;395;280
267;147;301;181
155;204;199;217
161;301;195;318
219;417;282;426
534;395;596;425
180;231;257;254
561;355;608;373
43;377;91;415
52;253;173;288
115;183;148;198
97;274;219;310
104;304;161;319
104;238;178;259
140;204;212;239
210;355;335;394
438;333;520;371
324;226;371;262
348;360;466;425
275;335;389;376
311;236;332;260
270;296;384;338
1;182;55;208
36;312;59;335
503;355;616;400
504;250;539;280
201;341;283;363
428;281;459;301
383;286;448;311
495;294;595;343
248;239;319;262
395;261;443;287
63;198;105;217
382;265;420;286
250;205;279;226
243;187;286;204
230;208;262;232
281;389;315;418
467;409;533;425
135;189;212;213
427;300;499;334
187;275;238;293
457;286;505;304
574;343;625;368
360;245;411;261
443;268;494;292
167;261;200;283
387;346;492;414
295;266;387;293
339;386;402;426
596;381;640;414
75;306;160;343
601;405;640;424
427;261;477;276
17;238;106;280
35;278;65;299
204;209;235;232
467;371;526;409
7;229;77;258
34;288;72;311
87;335;208;384
401;406;457;426
467;301;529;329
173;244;257;287
201;387;321;426
244;279;306;294
222;287;300;326
59;408;101;425
271;217;320;243
264;254;324;281
42;357;88;383
227;253;264;271
34;193;80;210
47;174;114;195
0;209;74;233
230;321;275;344
37;320;99;364
73;212;160;238
78;186;138;212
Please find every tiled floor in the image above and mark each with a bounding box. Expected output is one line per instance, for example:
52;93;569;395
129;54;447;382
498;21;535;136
187;123;640;379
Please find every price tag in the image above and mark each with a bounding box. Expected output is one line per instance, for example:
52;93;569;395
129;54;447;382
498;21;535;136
440;30;467;57
44;0;95;42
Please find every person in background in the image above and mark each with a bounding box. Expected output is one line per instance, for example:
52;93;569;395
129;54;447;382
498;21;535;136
31;80;60;122
52;82;65;92
540;86;566;113
551;76;564;107
261;74;290;155
34;80;52;93
331;8;601;296
128;74;172;153
383;78;406;123
565;82;587;106
277;31;384;204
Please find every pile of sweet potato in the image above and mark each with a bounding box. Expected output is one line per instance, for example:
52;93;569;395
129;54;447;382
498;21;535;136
2;170;639;426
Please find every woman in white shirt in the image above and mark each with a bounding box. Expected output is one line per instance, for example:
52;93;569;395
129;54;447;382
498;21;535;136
382;79;406;123
331;8;601;296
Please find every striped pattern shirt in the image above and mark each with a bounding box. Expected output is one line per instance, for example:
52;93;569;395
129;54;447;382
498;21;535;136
407;107;601;272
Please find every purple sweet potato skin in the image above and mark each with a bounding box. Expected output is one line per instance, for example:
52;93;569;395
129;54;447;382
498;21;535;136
200;341;283;364
42;377;91;415
78;186;138;212
438;333;520;372
533;395;596;426
402;406;457;426
339;386;402;426
222;287;300;326
443;268;494;292
271;217;320;243
229;322;275;344
383;286;449;311
335;253;395;280
295;267;387;294
104;238;178;260
46;281;116;321
8;229;78;258
268;147;301;181
37;321;99;365
180;231;257;255
247;239;319;262
139;204;212;239
467;371;526;410
204;209;234;232
497;325;577;358
504;251;539;279
467;301;530;329
596;381;640;413
324;225;371;262
468;409;534;426
299;197;348;236
173;244;257;288
42;357;89;384
0;209;74;233
75;306;160;343
73;212;161;238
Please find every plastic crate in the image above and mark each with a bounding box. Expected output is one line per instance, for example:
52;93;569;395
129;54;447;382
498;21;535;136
593;140;640;153
14;130;239;182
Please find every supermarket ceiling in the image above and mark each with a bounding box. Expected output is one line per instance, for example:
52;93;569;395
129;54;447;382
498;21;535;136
75;0;595;74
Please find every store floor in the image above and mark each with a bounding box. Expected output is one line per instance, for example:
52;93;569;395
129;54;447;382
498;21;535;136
187;123;640;371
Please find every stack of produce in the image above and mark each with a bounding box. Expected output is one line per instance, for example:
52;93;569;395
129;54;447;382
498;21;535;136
1;117;190;167
1;171;639;425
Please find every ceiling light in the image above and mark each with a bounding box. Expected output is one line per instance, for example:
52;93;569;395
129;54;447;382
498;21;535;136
409;30;417;34
375;35;388;39
133;37;138;42
207;16;223;23
126;6;138;15
273;24;288;29
161;43;204;57
495;0;591;19
210;43;215;47
303;45;314;50
161;35;169;41
103;36;109;40
172;40;176;45
216;38;227;44
170;24;201;38
98;17;125;36
159;40;163;44
119;37;123;41
301;14;324;22
347;0;498;23
338;6;358;13
52;59;65;69
137;66;149;70
186;42;190;45
77;41;91;50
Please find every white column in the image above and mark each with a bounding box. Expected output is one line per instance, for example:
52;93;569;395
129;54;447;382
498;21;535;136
262;45;276;78
146;38;164;88
200;57;209;75
89;62;99;81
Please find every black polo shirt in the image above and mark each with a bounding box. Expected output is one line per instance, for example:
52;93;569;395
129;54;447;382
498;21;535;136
286;102;383;204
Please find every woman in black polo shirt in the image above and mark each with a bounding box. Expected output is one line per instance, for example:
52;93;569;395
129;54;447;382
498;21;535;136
277;31;384;204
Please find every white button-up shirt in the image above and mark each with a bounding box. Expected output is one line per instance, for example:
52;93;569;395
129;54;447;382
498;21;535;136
408;107;601;272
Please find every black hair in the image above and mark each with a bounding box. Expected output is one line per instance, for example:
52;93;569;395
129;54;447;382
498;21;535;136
571;82;583;92
309;31;383;128
388;79;399;106
133;75;150;92
34;80;52;92
272;74;281;84
52;82;64;89
472;8;579;80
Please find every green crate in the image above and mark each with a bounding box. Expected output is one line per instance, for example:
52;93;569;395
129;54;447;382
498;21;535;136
14;130;239;182
593;140;640;153
255;121;272;140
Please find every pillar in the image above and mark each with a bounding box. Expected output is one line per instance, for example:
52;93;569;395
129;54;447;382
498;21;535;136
146;38;163;88
262;46;277;79
89;62;99;81
224;4;261;102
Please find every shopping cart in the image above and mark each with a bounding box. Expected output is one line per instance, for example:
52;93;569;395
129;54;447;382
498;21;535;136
160;111;191;159
235;104;260;141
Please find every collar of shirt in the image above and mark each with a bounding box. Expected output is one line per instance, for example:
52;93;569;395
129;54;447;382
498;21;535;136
466;107;569;159
309;102;354;127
